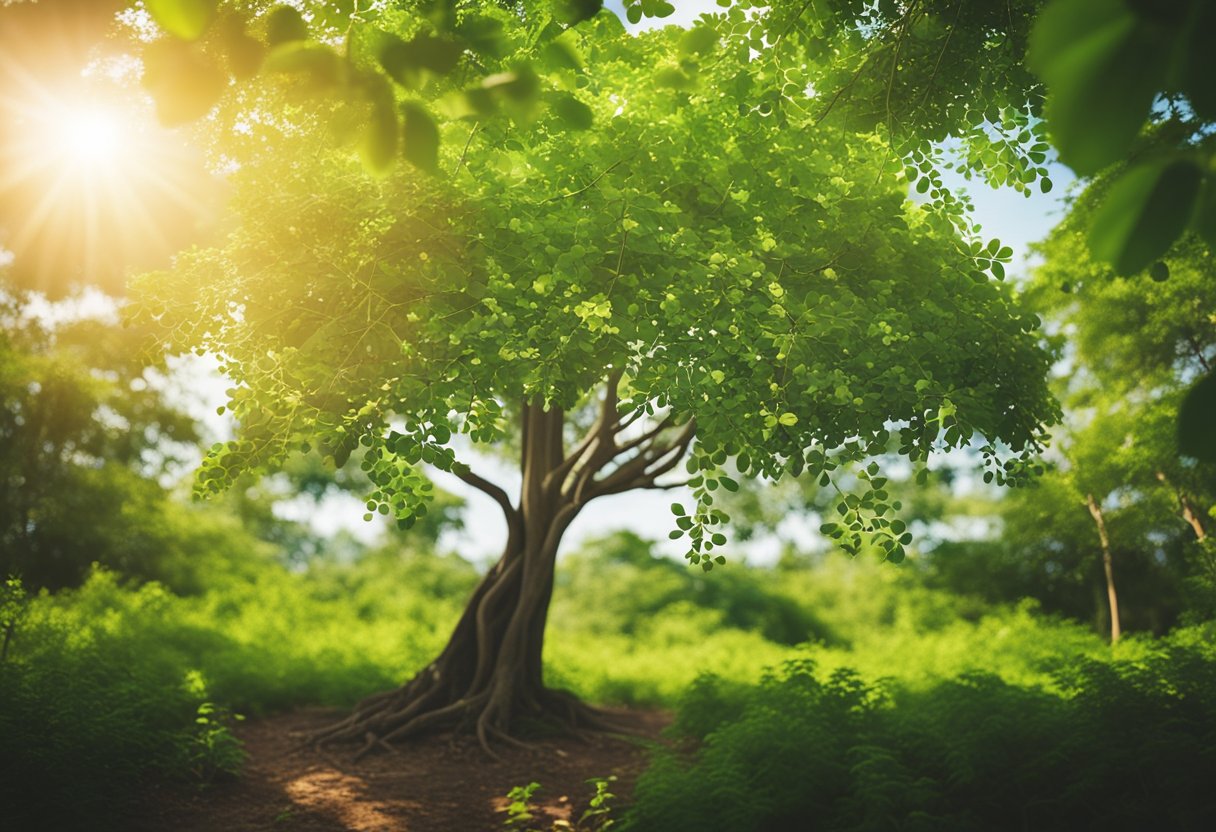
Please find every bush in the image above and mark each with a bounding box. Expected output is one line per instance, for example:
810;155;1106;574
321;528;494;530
0;576;245;828
622;650;1216;832
0;551;475;827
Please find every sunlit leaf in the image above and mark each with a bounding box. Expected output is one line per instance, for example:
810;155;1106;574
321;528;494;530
402;102;439;172
145;0;215;41
141;39;227;125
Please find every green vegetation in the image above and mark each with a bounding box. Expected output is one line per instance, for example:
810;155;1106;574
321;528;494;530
625;648;1216;832
7;528;1215;827
1;0;1215;829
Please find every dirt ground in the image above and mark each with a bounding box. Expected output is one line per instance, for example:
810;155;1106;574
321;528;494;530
128;708;671;832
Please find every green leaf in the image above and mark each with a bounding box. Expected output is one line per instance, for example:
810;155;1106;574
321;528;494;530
1088;160;1201;275
1028;0;1165;174
719;476;739;492
680;24;718;56
1194;174;1216;252
777;412;798;426
1181;2;1216;120
457;15;508;58
402;102;439;172
263;42;342;87
481;66;541;104
1179;370;1216;462
550;92;594;130
266;5;309;46
146;0;216;41
361;97;398;174
379;33;465;86
141;39;228;125
556;0;603;26
670;502;686;516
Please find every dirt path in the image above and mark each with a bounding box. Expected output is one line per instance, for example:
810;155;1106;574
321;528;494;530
131;708;671;832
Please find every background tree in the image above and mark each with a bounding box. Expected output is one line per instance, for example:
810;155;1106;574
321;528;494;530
1023;189;1216;625
0;287;261;591
135;4;1056;752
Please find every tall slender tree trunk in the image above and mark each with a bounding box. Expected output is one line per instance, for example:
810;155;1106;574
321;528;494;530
1156;471;1208;542
1085;492;1121;643
311;376;694;757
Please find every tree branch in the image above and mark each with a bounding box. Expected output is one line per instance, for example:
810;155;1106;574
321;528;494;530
453;463;517;525
581;419;696;501
543;370;623;496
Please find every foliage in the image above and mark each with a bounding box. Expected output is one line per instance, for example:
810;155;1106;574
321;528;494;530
0;574;247;830
135;4;1057;568
501;775;618;832
1027;0;1216;459
6;527;1212;825
622;649;1216;832
1014;181;1216;627
0;291;236;590
503;781;542;830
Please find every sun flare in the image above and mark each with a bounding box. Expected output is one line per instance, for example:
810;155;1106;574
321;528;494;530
0;58;220;295
54;105;126;166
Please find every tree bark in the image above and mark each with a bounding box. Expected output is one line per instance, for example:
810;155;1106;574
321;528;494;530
310;375;694;757
1085;492;1121;643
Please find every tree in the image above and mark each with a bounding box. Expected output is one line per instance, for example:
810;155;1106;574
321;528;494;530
134;4;1056;752
0;288;212;590
1023;192;1216;628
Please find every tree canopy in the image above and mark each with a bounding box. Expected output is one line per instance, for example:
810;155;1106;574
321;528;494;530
135;4;1056;566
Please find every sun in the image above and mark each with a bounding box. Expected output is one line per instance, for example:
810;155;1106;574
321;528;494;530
0;58;221;296
54;105;125;166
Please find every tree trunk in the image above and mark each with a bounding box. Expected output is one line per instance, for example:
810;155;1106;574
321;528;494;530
1085;492;1121;643
311;380;695;757
1156;471;1208;542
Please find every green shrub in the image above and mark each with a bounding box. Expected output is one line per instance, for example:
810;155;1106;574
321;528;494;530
0;576;245;828
623;650;1216;832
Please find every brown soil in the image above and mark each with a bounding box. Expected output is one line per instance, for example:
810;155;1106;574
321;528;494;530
129;707;671;832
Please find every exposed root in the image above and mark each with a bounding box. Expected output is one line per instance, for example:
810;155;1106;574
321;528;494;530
308;681;641;762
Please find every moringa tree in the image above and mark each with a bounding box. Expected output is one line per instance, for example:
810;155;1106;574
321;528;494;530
135;3;1056;752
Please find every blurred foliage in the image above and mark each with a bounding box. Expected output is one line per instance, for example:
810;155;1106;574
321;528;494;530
0;289;242;591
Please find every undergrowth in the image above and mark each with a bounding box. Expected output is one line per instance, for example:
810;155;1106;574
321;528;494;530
622;650;1216;831
3;536;1215;828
